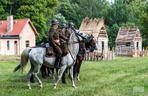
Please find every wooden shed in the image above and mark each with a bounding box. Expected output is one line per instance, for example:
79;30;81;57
115;27;142;57
79;17;108;53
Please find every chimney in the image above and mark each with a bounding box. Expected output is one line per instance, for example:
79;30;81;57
7;15;13;32
0;21;3;24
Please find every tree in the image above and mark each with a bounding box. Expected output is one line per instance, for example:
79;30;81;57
53;13;67;25
106;24;119;49
140;1;148;47
58;0;80;27
0;0;59;43
0;0;11;19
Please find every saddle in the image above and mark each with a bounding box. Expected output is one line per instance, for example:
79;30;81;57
39;43;54;57
44;43;68;57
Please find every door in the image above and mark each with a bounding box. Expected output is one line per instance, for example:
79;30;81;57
102;41;104;53
14;41;18;55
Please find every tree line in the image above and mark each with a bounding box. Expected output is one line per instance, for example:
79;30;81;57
0;0;148;48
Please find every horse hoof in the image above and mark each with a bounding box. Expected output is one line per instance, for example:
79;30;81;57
28;87;32;90
77;76;81;81
78;78;81;82
40;84;43;88
53;86;57;89
72;85;77;89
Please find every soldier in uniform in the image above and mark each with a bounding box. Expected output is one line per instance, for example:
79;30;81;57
59;23;69;56
65;22;75;39
48;19;63;68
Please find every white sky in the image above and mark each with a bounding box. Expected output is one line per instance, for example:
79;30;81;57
107;0;114;3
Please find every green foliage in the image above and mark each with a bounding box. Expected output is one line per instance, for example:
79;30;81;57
140;2;148;47
53;13;67;25
107;24;119;49
58;0;80;27
0;0;59;43
105;0;147;47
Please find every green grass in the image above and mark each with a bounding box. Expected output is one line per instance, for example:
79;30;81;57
0;56;148;96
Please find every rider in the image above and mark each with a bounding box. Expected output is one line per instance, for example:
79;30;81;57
48;19;63;68
65;22;75;39
59;23;69;56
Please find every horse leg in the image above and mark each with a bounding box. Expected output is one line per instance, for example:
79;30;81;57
55;68;59;80
50;68;56;81
30;74;35;83
61;70;67;84
73;61;77;79
70;66;77;88
54;65;67;89
74;59;81;82
27;68;33;89
34;73;43;88
48;68;53;78
77;60;82;81
33;65;43;88
40;65;46;78
30;64;35;83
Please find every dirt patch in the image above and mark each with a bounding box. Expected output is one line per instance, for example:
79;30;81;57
0;55;20;62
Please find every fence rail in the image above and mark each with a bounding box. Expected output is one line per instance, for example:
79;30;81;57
84;51;115;61
140;50;148;57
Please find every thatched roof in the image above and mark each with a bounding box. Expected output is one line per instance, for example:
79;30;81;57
79;17;108;39
116;27;142;43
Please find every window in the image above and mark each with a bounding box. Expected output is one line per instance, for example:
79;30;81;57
102;41;104;51
136;42;139;50
14;41;17;44
26;40;30;47
14;41;18;55
126;42;131;46
7;41;10;50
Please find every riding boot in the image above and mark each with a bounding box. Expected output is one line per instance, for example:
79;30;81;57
54;56;62;68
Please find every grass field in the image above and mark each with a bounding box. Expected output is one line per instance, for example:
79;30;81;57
0;56;148;96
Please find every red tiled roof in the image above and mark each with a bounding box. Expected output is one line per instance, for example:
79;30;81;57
0;19;38;36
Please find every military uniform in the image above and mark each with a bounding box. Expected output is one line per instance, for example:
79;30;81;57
65;22;74;39
58;24;69;56
48;19;62;68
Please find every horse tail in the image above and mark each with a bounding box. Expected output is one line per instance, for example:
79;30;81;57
13;48;32;72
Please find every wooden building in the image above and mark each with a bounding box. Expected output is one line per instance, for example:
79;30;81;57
79;17;108;53
115;27;142;57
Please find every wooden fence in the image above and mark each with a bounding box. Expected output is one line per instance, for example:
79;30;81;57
84;51;115;61
140;50;148;57
115;49;148;57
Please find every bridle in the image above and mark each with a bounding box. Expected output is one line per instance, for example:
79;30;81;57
67;29;89;63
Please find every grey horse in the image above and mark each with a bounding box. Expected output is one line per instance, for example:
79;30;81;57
14;30;95;89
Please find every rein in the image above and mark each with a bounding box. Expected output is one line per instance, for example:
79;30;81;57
67;30;82;64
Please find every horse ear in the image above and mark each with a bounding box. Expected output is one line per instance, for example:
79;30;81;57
91;34;94;38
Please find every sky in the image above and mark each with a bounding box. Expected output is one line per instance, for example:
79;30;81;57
107;0;114;3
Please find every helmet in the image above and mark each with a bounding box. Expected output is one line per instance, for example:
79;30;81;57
51;19;58;25
68;22;74;28
61;23;67;28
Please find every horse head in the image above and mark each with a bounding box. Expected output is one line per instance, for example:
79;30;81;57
74;30;97;52
85;35;97;52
